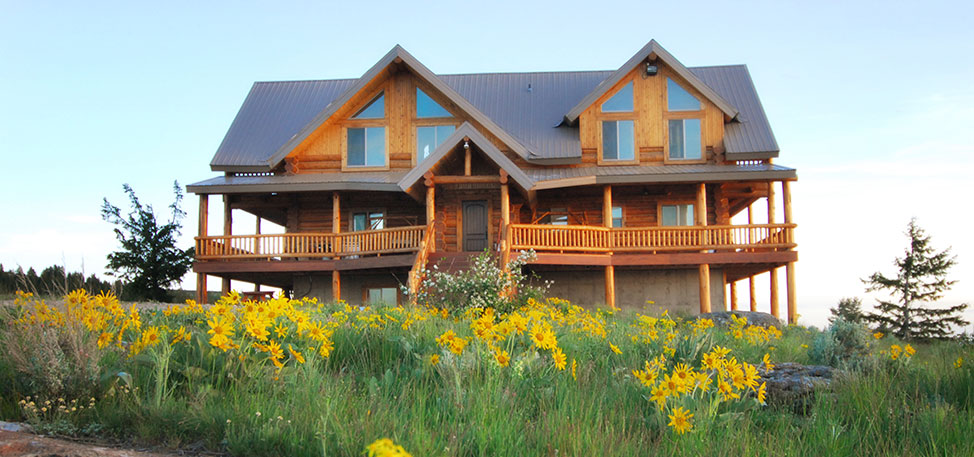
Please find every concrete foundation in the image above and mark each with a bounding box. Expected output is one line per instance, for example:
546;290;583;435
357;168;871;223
294;269;409;306
529;267;725;316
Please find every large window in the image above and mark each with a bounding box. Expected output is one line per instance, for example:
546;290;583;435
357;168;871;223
548;208;568;225
667;119;702;160
416;88;450;118
602;120;635;161
417;125;456;160
665;78;704;161
353;93;385;119
600;81;636;163
347;127;386;167
661;204;694;226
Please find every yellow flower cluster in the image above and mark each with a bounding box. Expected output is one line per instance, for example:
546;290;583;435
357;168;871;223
366;438;413;457
727;314;782;345
887;344;916;361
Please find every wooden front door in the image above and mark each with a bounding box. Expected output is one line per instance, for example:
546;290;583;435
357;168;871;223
462;200;488;252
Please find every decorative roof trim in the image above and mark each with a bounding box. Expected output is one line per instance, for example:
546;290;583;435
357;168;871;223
563;40;738;125
263;45;534;170
398;122;534;192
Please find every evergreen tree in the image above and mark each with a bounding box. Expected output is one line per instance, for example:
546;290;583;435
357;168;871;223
101;182;194;302
863;219;968;340
829;297;864;325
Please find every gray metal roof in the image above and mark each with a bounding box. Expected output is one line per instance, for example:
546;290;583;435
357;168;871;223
528;163;796;190
207;57;780;171
691;65;779;158
187;171;405;194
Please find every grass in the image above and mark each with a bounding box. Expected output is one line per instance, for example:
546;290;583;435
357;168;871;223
0;290;971;457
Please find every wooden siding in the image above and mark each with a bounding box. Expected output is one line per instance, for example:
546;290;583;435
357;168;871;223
283;192;423;233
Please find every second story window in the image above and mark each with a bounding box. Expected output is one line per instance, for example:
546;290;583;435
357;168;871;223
415;88;455;161
660;204;694;226
600;81;636;163
346;92;386;168
548;208;569;225
665;78;704;161
352;210;385;231
611;206;623;227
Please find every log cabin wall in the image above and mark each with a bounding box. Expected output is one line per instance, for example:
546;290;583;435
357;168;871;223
284;192;423;233
532;184;725;227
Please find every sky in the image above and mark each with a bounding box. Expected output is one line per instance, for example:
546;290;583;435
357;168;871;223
1;0;973;329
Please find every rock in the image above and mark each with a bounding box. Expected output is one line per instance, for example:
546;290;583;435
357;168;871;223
696;310;783;329
761;362;836;409
0;421;30;433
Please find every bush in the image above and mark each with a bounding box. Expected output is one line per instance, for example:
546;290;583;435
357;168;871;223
412;250;547;314
809;317;872;370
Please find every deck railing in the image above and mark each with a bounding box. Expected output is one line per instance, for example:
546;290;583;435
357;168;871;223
509;223;795;253
195;225;427;260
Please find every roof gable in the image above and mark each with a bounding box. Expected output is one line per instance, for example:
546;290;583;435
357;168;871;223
263;45;534;170
563;40;738;125
398;122;534;194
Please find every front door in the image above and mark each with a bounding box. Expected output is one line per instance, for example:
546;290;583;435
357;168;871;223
462;200;488;252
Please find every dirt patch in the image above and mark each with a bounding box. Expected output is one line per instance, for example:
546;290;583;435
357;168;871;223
0;429;181;457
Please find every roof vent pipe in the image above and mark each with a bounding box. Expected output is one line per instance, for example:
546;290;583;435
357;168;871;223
527;83;532;92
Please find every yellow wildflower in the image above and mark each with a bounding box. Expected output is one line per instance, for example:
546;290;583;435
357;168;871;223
366;438;412;457
571;359;577;381
756;381;768;404
955;357;964;369
495;350;511;367
649;384;668;409
552;347;567;370
762;353;774;372
609;343;622;355
430;354;440;366
288;344;305;364
904;344;916;357
667;406;693;434
873;331;884;339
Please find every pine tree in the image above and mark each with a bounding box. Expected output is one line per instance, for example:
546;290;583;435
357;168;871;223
829;297;864;325
863;219;968;340
101;182;194;302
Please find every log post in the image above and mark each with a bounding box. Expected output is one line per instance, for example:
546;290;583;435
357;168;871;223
747;205;757;311
221;195;231;296
425;173;435;253
254;216;262;292
464;142;472;176
783;180;797;324
730;280;738;311
696;183;711;314
602;185;616;309
768;181;779;319
332;192;341;303
196;194;208;304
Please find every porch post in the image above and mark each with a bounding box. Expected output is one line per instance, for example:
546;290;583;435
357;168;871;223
783;181;797;324
768;181;779;319
196;194;208;304
254;216;262;292
696;183;711;314
730;280;738;311
222;195;232;296
747;205;757;311
425;173;435;253
500;171;511;266
332;192;341;303
603;185;616;309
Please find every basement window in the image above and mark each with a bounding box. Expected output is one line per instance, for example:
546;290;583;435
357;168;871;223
365;287;399;306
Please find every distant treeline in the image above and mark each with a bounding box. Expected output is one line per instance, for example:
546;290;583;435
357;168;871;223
0;263;123;298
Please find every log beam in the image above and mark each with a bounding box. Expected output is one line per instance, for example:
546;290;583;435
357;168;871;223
783;180;797;324
768;181;779;319
696;183;711;314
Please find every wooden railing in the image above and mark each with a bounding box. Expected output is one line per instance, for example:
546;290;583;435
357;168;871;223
408;221;437;300
195;225;427;260
509;223;796;253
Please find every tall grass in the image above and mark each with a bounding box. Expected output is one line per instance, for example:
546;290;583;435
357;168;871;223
1;291;972;456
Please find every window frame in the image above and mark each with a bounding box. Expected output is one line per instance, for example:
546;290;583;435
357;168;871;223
657;202;696;227
348;209;386;232
342;88;390;171
596;77;639;166
611;206;624;228
412;83;458;165
663;77;706;164
415;124;457;162
362;285;401;306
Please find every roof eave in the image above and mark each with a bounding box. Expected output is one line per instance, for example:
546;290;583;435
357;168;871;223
531;168;797;191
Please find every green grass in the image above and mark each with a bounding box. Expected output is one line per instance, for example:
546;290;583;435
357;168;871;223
1;298;972;457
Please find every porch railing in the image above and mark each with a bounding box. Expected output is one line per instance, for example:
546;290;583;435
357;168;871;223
509;223;796;253
195;225;427;260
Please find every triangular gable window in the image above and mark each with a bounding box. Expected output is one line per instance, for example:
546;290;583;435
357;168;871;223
416;88;451;118
353;92;385;119
667;78;700;111
601;81;633;112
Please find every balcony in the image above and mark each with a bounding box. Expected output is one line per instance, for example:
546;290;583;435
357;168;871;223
195;225;427;261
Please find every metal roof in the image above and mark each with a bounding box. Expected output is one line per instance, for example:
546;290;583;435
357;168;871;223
528;163;796;190
691;65;780;158
186;171;405;194
207;48;780;171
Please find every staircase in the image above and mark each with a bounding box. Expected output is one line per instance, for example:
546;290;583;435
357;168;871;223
427;252;480;273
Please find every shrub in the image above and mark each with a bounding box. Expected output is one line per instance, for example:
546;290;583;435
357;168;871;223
809;317;872;370
411;250;547;314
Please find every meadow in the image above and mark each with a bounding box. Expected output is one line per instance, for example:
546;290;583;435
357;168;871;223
0;289;972;457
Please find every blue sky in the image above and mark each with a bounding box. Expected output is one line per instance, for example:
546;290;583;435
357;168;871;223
2;0;972;328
